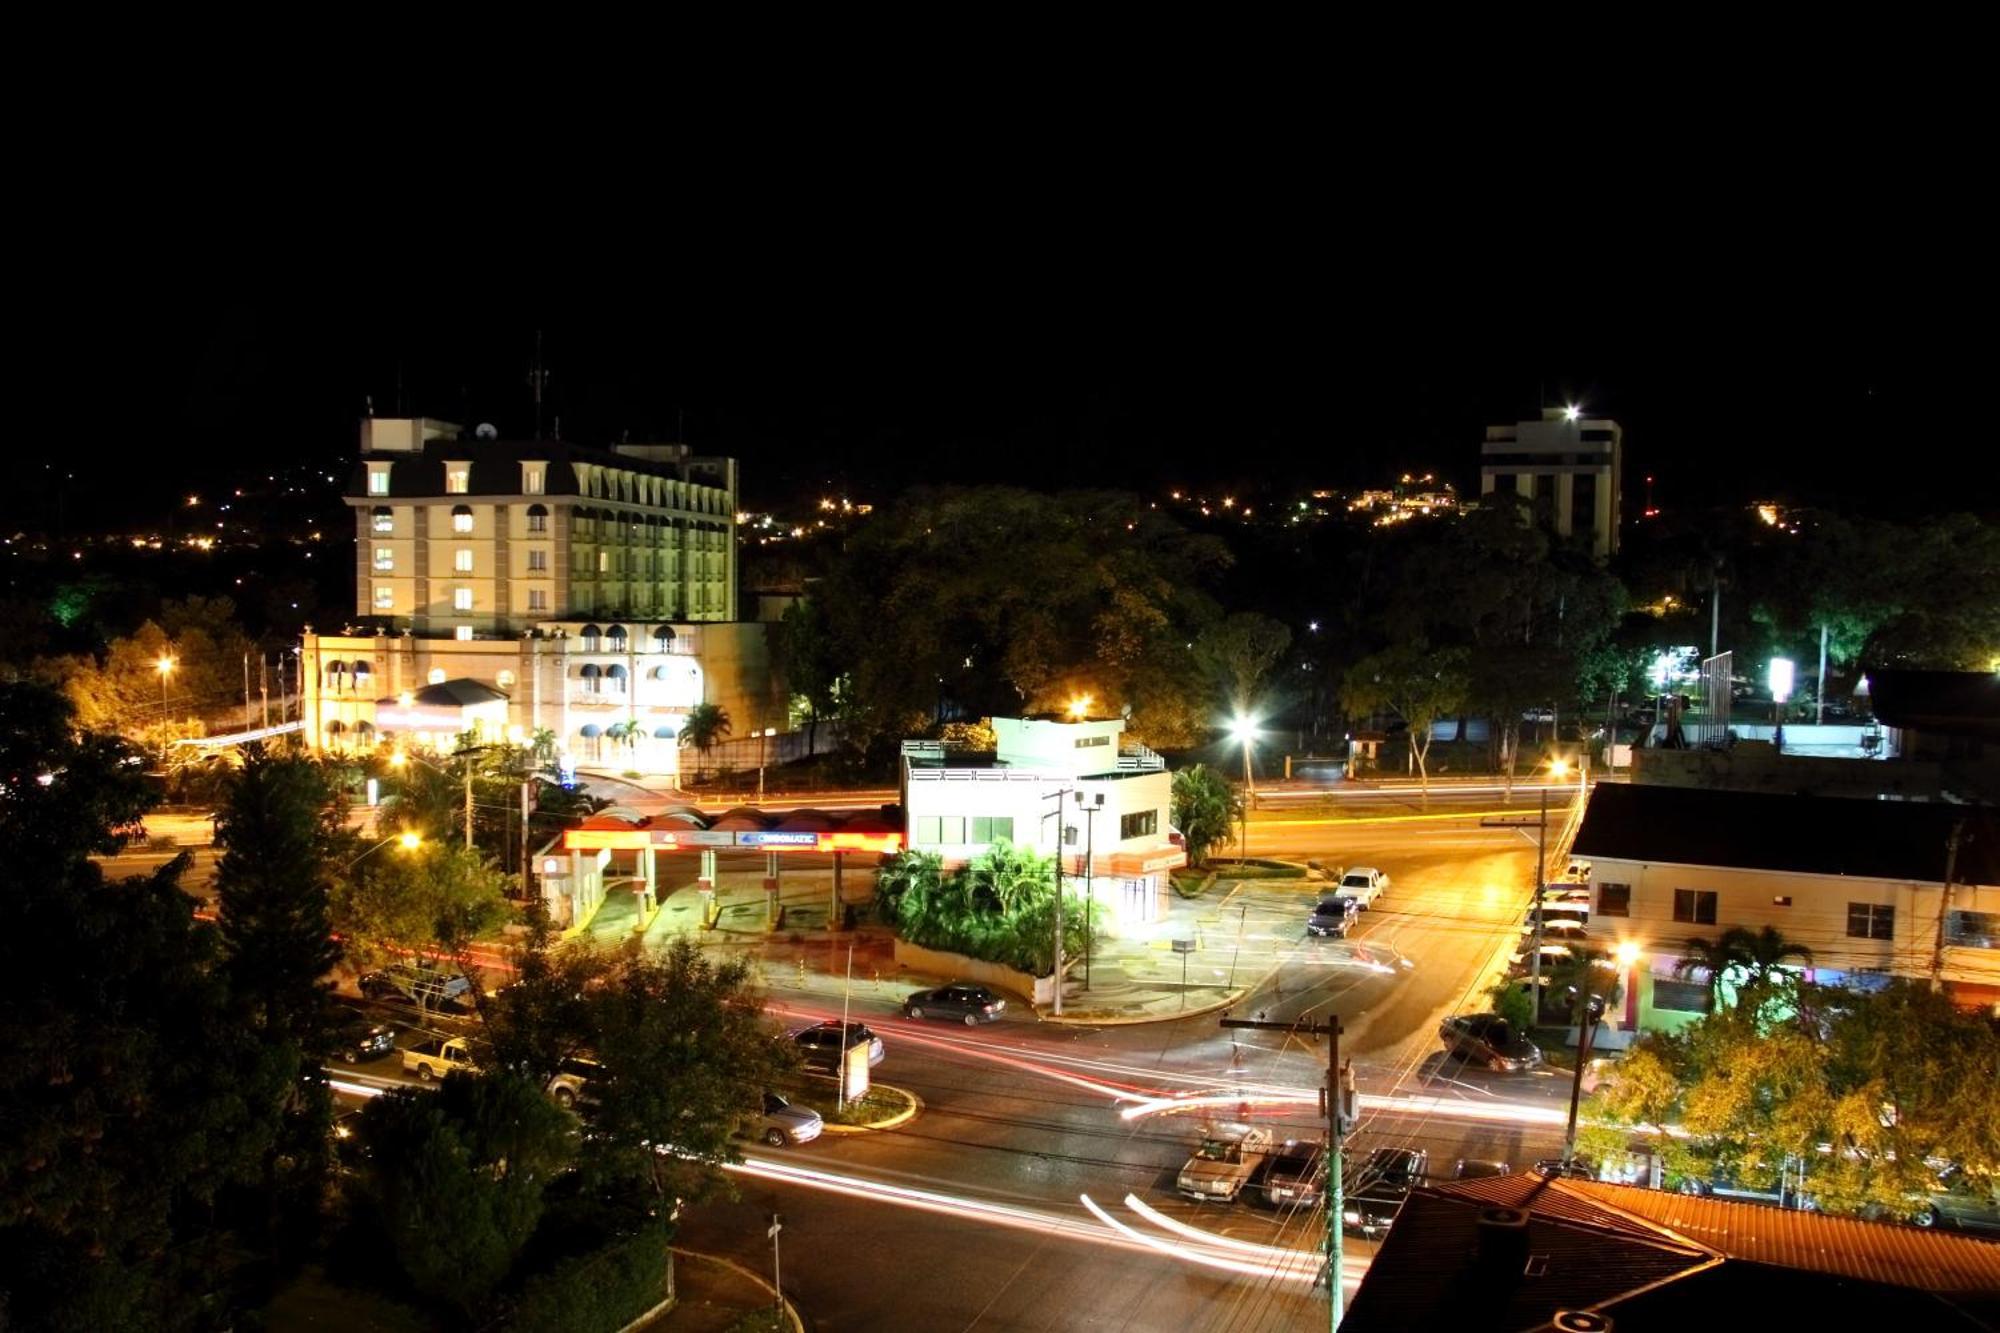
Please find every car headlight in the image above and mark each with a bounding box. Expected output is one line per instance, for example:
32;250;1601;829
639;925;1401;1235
1343;1210;1361;1224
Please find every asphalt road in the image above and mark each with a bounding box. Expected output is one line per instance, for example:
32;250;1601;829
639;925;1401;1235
673;806;1580;1332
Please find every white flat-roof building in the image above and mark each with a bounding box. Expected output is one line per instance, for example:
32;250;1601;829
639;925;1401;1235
900;715;1187;928
1481;407;1623;558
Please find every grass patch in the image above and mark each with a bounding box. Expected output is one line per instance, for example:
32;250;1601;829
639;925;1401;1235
1205;858;1308;880
784;1082;908;1126
1171;868;1218;899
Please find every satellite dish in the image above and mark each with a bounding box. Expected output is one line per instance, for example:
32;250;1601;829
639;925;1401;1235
475;422;499;440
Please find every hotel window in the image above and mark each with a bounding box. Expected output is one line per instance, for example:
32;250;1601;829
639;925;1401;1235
598;551;610;573
373;586;393;610
528;549;548;572
1597;884;1631;917
454;548;474;573
526;504;548;533
453;587;473;611
427;668;447;685
445;464;470;495
1672;889;1717;925
528;589;548;611
452;505;474;534
371;506;393;533
970;816;1015;843
522;466;544;495
1847;902;1895;941
1120;809;1158;840
367;466;391;495
454;626;473;641
373;547;394;572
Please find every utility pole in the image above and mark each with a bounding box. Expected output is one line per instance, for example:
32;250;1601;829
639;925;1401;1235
1041;788;1070;1016
1562;959;1605;1167
520;778;534;899
463;753;474;851
767;1213;783;1319
1530;785;1549;999
1930;819;1965;991
1222;1015;1350;1329
1076;791;1103;990
837;938;855;1112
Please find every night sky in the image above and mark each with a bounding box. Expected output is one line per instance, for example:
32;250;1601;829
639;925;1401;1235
15;244;1986;531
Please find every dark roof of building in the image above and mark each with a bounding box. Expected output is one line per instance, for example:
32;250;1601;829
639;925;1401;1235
349;438;733;501
1870;669;2000;741
1570;783;2000;884
374;679;510;709
1342;1173;2000;1333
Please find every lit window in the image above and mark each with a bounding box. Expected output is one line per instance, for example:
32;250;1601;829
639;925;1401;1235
528;549;548;572
497;670;516;689
445;464;470;495
455;626;474;641
527;504;548;533
598;551;609;573
523;466;544;495
454;587;473;611
452;505;473;534
528;589;548;611
374;547;394;572
367;467;391;496
455;548;474;573
373;586;393;610
427;668;446;685
372;506;393;533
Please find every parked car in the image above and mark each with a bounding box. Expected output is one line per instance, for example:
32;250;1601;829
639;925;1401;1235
1260;1139;1325;1208
1334;867;1389;910
747;1091;824;1148
792;1021;885;1073
1306;896;1359;939
903;982;1007;1025
547;1056;603;1109
1345;1147;1428;1236
360;964;476;1012
1914;1167;2000;1234
1453;1158;1512;1180
402;1036;476;1080
1177;1123;1273;1202
1536;1156;1600;1181
1439;1013;1542;1072
327;1001;396;1062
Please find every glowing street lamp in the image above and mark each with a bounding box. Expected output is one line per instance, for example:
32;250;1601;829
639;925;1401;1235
1769;656;1795;752
1230;715;1257;860
1067;694;1092;720
347;829;422;869
154;655;177;762
1563;404;1582;423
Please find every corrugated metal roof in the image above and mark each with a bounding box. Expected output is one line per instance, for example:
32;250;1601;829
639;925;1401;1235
1563;1180;2000;1295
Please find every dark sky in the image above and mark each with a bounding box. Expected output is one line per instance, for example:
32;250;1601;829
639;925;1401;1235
15;194;1988;531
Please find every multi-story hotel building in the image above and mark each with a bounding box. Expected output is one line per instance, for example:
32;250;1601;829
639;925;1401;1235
302;418;784;776
1480;407;1623;558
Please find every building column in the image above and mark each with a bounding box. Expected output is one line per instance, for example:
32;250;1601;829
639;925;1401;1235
763;850;781;924
831;852;844;926
636;845;657;931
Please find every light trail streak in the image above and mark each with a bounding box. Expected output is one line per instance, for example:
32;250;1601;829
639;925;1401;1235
1121;1193;1318;1261
1078;1195;1321;1282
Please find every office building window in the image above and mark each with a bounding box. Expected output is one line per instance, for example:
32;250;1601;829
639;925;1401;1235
1120;809;1158;840
528;549;548;572
1597;884;1631;916
373;547;394;572
453;587;473;611
372;506;393;533
452;505;474;533
373;586;393;610
1847;902;1895;940
454;548;474;573
969;816;1015;843
427;668;446;685
598;550;609;573
937;816;964;845
445;464;470;495
1773;895;1793;907
1672;889;1717;925
528;589;548;611
367;467;391;495
914;816;941;845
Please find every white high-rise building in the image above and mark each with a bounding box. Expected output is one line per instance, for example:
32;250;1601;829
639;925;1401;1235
1480;407;1623;558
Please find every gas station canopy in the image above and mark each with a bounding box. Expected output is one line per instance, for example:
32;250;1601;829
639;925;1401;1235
564;806;903;855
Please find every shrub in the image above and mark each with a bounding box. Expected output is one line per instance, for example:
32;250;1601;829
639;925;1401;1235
505;1221;672;1332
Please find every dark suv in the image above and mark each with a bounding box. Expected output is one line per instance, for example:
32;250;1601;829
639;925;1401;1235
792;1022;884;1073
1345;1147;1428;1237
327;1001;396;1063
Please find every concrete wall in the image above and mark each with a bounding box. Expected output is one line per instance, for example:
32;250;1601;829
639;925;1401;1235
893;938;1054;1007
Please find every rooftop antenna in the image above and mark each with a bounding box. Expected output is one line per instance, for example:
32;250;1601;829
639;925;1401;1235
528;330;551;440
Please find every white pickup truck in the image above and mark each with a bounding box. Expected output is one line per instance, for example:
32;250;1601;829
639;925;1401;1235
402;1036;475;1081
1334;867;1389;910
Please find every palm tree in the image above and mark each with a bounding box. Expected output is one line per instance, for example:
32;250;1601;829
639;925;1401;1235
677;702;732;782
875;850;944;935
961;840;1053;916
528;727;558;768
1674;932;1751;1006
1171;764;1239;868
605;719;643;762
1734;925;1812;984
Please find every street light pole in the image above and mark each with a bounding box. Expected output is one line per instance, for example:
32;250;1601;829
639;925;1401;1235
757;727;776;804
1075;791;1102;990
154;655;176;765
1041;787;1070;1017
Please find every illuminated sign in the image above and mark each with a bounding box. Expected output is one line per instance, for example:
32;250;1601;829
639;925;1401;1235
739;831;819;847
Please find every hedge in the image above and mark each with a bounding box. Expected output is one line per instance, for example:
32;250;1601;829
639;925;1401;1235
504;1222;672;1333
1204;858;1308;880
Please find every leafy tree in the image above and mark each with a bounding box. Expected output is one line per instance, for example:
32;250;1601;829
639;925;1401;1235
873;849;945;927
585;937;791;1210
331;841;512;980
0;683;268;1330
1340;641;1470;803
678;702;732;781
1673;925;1811;1010
212;747;351;1250
1192;612;1292;717
772;597;845;755
481;906;610;1086
350;1071;576;1319
1170;764;1239;868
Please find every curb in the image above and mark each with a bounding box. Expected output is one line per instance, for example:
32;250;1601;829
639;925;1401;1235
1036;984;1252;1027
816;1083;922;1134
666;1249;804;1333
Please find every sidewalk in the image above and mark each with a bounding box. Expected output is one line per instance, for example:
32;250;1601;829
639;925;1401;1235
582;864;1343;1027
643;1249;801;1333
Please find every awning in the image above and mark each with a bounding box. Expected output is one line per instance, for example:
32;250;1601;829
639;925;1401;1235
580;724;602;738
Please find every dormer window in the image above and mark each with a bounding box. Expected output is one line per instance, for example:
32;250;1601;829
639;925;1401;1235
445;462;471;495
367;463;392;495
522;465;545;495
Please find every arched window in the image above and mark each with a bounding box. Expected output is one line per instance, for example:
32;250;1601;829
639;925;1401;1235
606;624;628;648
325;720;346;743
580;663;601;695
606;664;628;694
653;625;675;652
526;503;548;534
579;624;601;652
372;505;393;533
355;720;374;738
